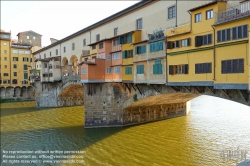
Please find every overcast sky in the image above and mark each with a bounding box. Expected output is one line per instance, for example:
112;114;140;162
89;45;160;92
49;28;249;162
2;1;139;47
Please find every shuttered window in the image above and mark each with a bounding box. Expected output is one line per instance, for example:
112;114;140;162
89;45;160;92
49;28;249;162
195;63;212;74
119;33;132;44
122;50;133;59
135;45;146;55
125;67;132;75
24;64;28;70
153;60;162;74
232;24;248;40
221;58;244;74
136;65;144;74
149;41;163;52
195;34;212;47
24;73;28;79
169;64;188;74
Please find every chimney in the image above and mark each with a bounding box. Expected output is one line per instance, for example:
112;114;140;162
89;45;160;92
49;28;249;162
50;38;59;44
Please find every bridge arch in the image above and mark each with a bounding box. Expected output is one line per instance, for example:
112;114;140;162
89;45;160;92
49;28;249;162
57;84;84;107
70;55;78;75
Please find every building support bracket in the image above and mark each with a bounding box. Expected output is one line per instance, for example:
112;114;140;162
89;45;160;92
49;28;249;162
136;84;143;95
206;86;215;94
125;83;131;93
238;90;248;102
131;84;137;92
183;86;191;92
151;84;160;93
194;86;205;93
170;86;180;92
220;89;230;98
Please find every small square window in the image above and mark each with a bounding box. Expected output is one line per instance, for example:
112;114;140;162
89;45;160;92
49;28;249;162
168;5;176;19
27;36;30;39
206;10;213;20
195;13;202;23
72;43;75;50
4;42;6;46
33;36;36;40
64;46;66;53
4;57;7;61
4;50;7;54
136;18;142;29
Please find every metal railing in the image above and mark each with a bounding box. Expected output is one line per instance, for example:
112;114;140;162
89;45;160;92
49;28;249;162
215;1;250;24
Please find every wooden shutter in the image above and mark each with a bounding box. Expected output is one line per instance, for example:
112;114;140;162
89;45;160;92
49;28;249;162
232;59;238;73
195;36;202;47
238;59;244;73
203;35;208;45
232;27;237;40
195;64;198;74
243;25;248;38
222;60;227;73
238;26;242;39
184;64;188;74
221;30;225;42
176;40;180;47
169;65;174;75
208;34;212;44
187;38;191;46
167;41;173;49
226;29;231;41
217;30;221;42
227;60;232;73
208;63;212;73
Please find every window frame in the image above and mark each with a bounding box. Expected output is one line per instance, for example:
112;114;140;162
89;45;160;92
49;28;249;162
168;5;176;20
206;9;213;20
114;27;118;37
136;18;143;30
195;13;202;23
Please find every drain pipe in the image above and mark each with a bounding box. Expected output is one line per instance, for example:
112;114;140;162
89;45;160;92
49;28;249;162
211;25;216;81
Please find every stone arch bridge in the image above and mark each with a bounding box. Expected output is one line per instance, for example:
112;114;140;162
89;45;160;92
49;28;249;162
35;75;84;107
83;83;250;128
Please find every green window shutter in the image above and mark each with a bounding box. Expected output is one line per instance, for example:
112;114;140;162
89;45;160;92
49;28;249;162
169;65;174;75
30;58;32;62
125;50;128;59
159;63;162;74
24;65;27;70
136;65;139;74
142;45;146;54
24;73;28;79
153;64;156;74
17;57;18;61
128;34;132;43
159;42;163;50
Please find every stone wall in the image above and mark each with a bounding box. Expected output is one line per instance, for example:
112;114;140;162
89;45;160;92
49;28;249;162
84;83;250;128
17;31;42;47
0;86;35;99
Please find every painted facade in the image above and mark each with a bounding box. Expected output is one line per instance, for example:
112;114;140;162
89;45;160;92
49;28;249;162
32;0;211;82
166;0;250;90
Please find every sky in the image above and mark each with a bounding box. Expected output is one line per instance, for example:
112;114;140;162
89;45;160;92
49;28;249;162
1;1;139;47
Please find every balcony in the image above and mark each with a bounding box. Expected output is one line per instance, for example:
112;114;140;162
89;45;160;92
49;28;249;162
215;1;250;25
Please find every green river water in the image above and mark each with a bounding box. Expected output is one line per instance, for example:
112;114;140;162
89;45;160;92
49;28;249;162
1;95;250;166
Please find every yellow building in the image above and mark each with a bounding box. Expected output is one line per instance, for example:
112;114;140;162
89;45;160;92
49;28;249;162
0;30;35;98
122;30;141;83
0;31;11;87
166;0;249;90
